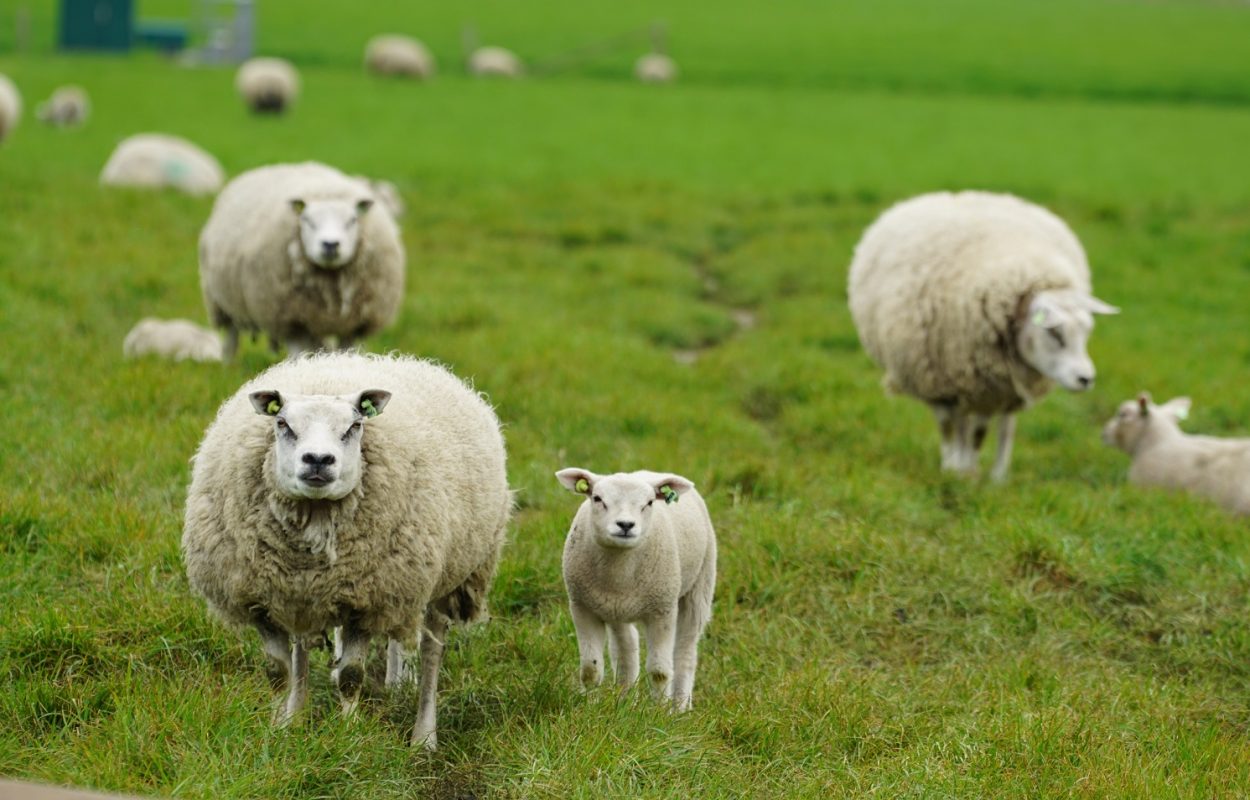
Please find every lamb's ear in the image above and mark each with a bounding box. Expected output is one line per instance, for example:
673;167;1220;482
651;474;695;504
355;389;391;418
356;198;374;216
290;198;306;215
1158;397;1192;422
555;468;597;495
1084;295;1120;316
250;390;284;416
1137;392;1152;417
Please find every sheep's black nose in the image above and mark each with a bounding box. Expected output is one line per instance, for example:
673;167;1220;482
1077;376;1093;389
616;521;635;533
302;453;336;468
321;240;340;256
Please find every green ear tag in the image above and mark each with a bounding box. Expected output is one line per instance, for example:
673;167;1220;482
1032;310;1047;326
575;478;589;493
1175;407;1189;421
660;485;678;504
361;399;378;418
266;400;281;415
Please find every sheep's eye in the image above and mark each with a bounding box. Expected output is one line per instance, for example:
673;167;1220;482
645;500;654;509
1047;327;1066;347
346;217;358;228
592;495;603;504
276;418;296;439
341;421;363;442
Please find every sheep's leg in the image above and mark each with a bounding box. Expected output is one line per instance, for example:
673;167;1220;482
223;326;240;361
334;623;370;717
385;638;418;688
959;413;990;474
643;611;677;702
990;414;1017;483
933;405;965;472
670;601;707;712
411;613;448;750
607;622;640;689
570;602;607;690
273;637;310;727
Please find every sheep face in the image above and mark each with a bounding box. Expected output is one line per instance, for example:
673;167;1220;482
249;389;392;500
1017;289;1118;392
290;197;375;269
1102;393;1191;453
556;469;695;550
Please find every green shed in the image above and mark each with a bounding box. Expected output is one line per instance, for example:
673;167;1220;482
59;0;133;51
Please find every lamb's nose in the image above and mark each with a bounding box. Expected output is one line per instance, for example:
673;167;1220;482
616;520;635;533
302;452;336;468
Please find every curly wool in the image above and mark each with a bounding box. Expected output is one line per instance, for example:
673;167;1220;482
100;133;225;195
182;352;511;642
0;74;22;142
848;190;1091;414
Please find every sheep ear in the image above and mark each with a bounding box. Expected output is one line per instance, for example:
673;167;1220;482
250;390;284;416
290;198;306;214
356;198;374;216
652;474;694;503
555;468;597;495
1085;295;1120;316
1159;397;1192;422
356;389;391;418
1137;392;1151;416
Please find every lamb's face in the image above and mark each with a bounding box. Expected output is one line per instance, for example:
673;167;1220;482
1102;393;1191;453
555;469;694;551
1018;289;1119;392
290;197;374;269
249;388;391;501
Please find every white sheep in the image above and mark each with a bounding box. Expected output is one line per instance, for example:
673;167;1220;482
123;317;223;362
0;73;22;143
99;133;225;196
555;468;716;711
468;46;524;78
37;85;90;127
235;57;300;114
847;190;1119;481
634;53;678;84
198;161;406;359
182;352;512;747
1103;393;1250;515
364;34;435;79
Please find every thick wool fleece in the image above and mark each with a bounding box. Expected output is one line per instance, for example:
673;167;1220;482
182;353;511;641
848;191;1092;414
198;162;405;346
235;57;300;111
99;133;225;195
0;74;22;142
365;35;435;78
1116;418;1250;516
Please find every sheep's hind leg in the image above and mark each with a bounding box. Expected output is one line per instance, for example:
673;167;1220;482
990;413;1017;483
334;623;370;717
959;413;990;474
933;404;967;473
570;602;607;690
385;638;417;688
607;622;640;689
411;611;449;750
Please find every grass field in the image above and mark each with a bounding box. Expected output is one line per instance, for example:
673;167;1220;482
3;1;1250;797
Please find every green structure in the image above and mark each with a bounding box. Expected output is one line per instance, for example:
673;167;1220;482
59;0;133;51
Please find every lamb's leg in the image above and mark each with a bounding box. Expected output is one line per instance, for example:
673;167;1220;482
334;622;370;716
411;612;448;750
643;611;678;702
607;622;640;689
570;602;607;690
990;413;1017;483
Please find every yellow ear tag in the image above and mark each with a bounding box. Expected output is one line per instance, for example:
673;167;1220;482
266;400;281;415
575;478;589;493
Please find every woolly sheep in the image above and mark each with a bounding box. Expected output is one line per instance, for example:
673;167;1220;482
0;74;22;143
555;468;716;711
635;53;678;84
37;85;90;127
198;161;405;359
364;34;435;79
1103;393;1250;515
236;57;300;114
100;133;225;196
468;46;524;78
123;317;223;362
182;352;512;747
848;190;1119;481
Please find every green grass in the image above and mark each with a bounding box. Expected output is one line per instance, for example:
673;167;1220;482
4;1;1250;797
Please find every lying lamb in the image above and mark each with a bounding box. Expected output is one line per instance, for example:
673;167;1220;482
123;317;223;362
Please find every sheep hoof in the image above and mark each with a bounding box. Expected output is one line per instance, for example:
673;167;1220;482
411;728;437;750
265;662;287;691
337;663;365;698
580;663;602;689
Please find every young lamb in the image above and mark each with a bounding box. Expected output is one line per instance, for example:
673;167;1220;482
634;53;678;84
123;317;223;362
236;57;300;114
1103;393;1250;515
847;190;1119;481
365;34;435;79
468;46;524;78
99;133;225;196
0;74;22;143
37;85;90;127
555;468;716;711
183;352;512;747
198;161;406;359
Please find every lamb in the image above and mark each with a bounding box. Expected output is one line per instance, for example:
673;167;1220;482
0;74;22;143
123;317;224;362
847;190;1119;481
634;53;678;84
364;34;435;79
182;352;512;747
468;46;524;78
1103;393;1250;515
37;85;90;127
555;468;716;711
236;57;300;114
99;133;225;196
198;161;406;359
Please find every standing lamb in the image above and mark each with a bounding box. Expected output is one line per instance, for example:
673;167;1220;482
634;53;678;84
100;133;225;195
183;352;512;747
847;190;1119;481
1103;392;1250;515
555;468;716;711
468;46;524;78
364;34;435;79
123;317;223;362
37;85;90;127
198;161;406;359
0;74;22;143
236;57;300;114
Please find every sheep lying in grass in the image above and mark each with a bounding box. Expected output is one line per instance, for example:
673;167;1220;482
635;53;678;84
469;46;524;78
848;190;1119;481
0;74;22;143
236;57;300;114
37;85;90;127
123;318;223;362
100;133;225;195
198;161;405;359
1103;393;1250;515
365;34;435;79
555;468;716;711
183;352;512;747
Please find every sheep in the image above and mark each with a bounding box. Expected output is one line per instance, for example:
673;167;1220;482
198;161;406;359
1102;393;1250;515
351;175;405;219
236;57;300;114
37;85;90;127
0;73;22;143
847;190;1119;481
468;46;524;78
364;34;435;79
123;317;223;362
99;133;225;196
635;53;678;84
555;468;716;711
182;352;512;747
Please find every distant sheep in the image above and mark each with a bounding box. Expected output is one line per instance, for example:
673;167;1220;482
100;133;225;195
198;161;405;358
37;85;90;127
635;53;677;84
469;46;523;78
848;190;1118;481
365;34;435;79
0;74;22;143
123;318;223;362
1103;393;1250;515
236;57;300;114
555;468;716;711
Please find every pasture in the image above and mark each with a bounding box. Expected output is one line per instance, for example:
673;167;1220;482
3;0;1250;796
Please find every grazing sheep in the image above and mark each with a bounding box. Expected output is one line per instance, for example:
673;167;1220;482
123;317;223;362
198;161;406;359
183;352;512;747
236;57;300;114
468;46;524;78
848;190;1119;481
99;133;225;196
0;74;22;143
37;85;90;127
635;53;678;84
555;468;716;711
1103;393;1250;515
364;34;435;79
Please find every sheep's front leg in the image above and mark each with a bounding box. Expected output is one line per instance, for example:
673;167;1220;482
411;612;448;750
222;326;240;361
643;611;678;702
334;623;370;717
959;413;990;473
990;413;1017;483
607;622;640;688
254;615;309;726
385;638;417;688
933;405;966;472
570;602;607;690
